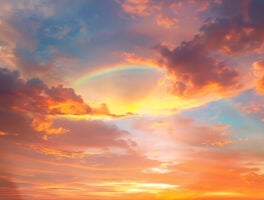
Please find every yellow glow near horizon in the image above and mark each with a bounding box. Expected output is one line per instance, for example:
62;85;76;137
204;191;244;197
93;181;179;194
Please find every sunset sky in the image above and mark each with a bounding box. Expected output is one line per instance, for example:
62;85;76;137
1;0;264;200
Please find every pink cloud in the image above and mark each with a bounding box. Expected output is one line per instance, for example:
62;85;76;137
121;0;158;17
154;0;264;98
155;14;179;28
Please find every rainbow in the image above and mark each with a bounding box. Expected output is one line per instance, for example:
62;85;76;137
73;65;157;87
219;98;261;133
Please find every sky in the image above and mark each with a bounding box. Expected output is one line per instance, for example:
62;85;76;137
1;0;264;199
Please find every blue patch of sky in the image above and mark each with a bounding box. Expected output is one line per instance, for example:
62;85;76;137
35;0;128;60
181;93;264;138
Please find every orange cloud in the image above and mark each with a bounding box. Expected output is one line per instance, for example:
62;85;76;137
0;68;91;115
253;61;264;94
123;52;160;67
28;144;89;159
0;130;8;136
156;14;178;28
0;68;126;136
31;116;68;136
121;0;156;17
156;40;241;98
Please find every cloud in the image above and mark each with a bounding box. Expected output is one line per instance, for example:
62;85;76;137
253;61;264;94
0;67;132;137
0;67;90;135
120;0;185;41
157;42;240;97
0;111;138;159
0;69;138;152
0;131;7;136
0;177;22;200
0;114;160;200
121;0;154;17
50;118;134;150
155;0;264;98
0;136;160;200
171;148;264;195
0;109;42;145
155;14;178;28
0;68;91;115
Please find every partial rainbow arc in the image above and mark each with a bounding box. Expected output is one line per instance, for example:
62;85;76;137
222;98;262;133
73;65;157;87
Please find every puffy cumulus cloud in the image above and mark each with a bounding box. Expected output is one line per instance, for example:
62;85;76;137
156;0;264;98
157;42;240;97
0;68;91;135
0;68;91;115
